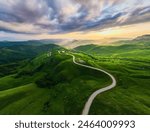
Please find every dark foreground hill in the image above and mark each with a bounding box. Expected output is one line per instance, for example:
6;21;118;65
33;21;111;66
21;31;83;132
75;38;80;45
0;44;61;64
0;43;62;77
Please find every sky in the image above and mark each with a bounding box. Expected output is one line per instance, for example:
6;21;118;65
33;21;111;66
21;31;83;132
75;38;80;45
0;0;150;41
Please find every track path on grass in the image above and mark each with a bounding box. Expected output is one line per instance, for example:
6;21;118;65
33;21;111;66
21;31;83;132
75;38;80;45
68;54;117;115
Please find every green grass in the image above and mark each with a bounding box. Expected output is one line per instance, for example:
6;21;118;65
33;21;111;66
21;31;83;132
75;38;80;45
75;43;150;115
0;51;111;115
0;38;150;115
74;42;150;61
0;83;52;114
89;58;150;114
0;44;61;64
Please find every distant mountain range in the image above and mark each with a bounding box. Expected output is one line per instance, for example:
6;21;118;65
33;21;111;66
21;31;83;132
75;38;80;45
0;34;149;48
133;34;150;41
54;38;131;48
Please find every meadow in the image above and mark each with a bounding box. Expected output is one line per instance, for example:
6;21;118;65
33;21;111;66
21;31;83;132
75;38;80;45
0;36;149;114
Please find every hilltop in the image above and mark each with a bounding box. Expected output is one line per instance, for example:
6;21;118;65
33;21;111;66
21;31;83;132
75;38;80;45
0;43;61;64
0;50;110;114
74;35;150;61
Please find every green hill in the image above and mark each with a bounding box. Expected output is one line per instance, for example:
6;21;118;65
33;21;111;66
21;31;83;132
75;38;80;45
74;42;150;61
0;36;149;115
74;39;150;114
0;50;110;114
0;44;61;64
0;40;46;47
0;44;62;77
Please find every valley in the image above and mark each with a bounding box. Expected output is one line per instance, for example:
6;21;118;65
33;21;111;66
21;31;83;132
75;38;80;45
0;35;150;115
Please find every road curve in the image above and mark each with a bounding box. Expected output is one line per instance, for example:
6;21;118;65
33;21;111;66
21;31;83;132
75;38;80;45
68;54;117;115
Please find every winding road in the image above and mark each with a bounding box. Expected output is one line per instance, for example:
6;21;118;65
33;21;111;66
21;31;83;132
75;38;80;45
69;54;117;115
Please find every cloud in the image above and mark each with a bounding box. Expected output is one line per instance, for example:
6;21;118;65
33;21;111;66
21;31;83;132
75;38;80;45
0;0;149;35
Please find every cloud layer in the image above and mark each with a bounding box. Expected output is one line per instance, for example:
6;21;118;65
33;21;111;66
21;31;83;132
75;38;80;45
0;0;150;34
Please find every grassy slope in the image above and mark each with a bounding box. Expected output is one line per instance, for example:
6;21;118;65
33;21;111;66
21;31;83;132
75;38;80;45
75;43;150;114
0;44;61;64
89;57;150;114
0;51;111;115
0;83;49;114
74;42;150;61
1;38;149;115
0;43;62;79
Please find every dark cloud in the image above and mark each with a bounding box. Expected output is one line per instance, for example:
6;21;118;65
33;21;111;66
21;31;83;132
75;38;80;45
0;0;149;34
0;12;22;22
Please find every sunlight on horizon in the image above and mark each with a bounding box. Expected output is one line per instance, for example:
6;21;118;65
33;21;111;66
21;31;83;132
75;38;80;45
33;22;150;41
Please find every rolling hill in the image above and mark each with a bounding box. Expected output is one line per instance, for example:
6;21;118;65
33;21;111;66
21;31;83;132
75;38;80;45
74;37;150;61
0;43;61;64
74;36;150;114
0;35;149;115
0;50;110;114
0;43;61;77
